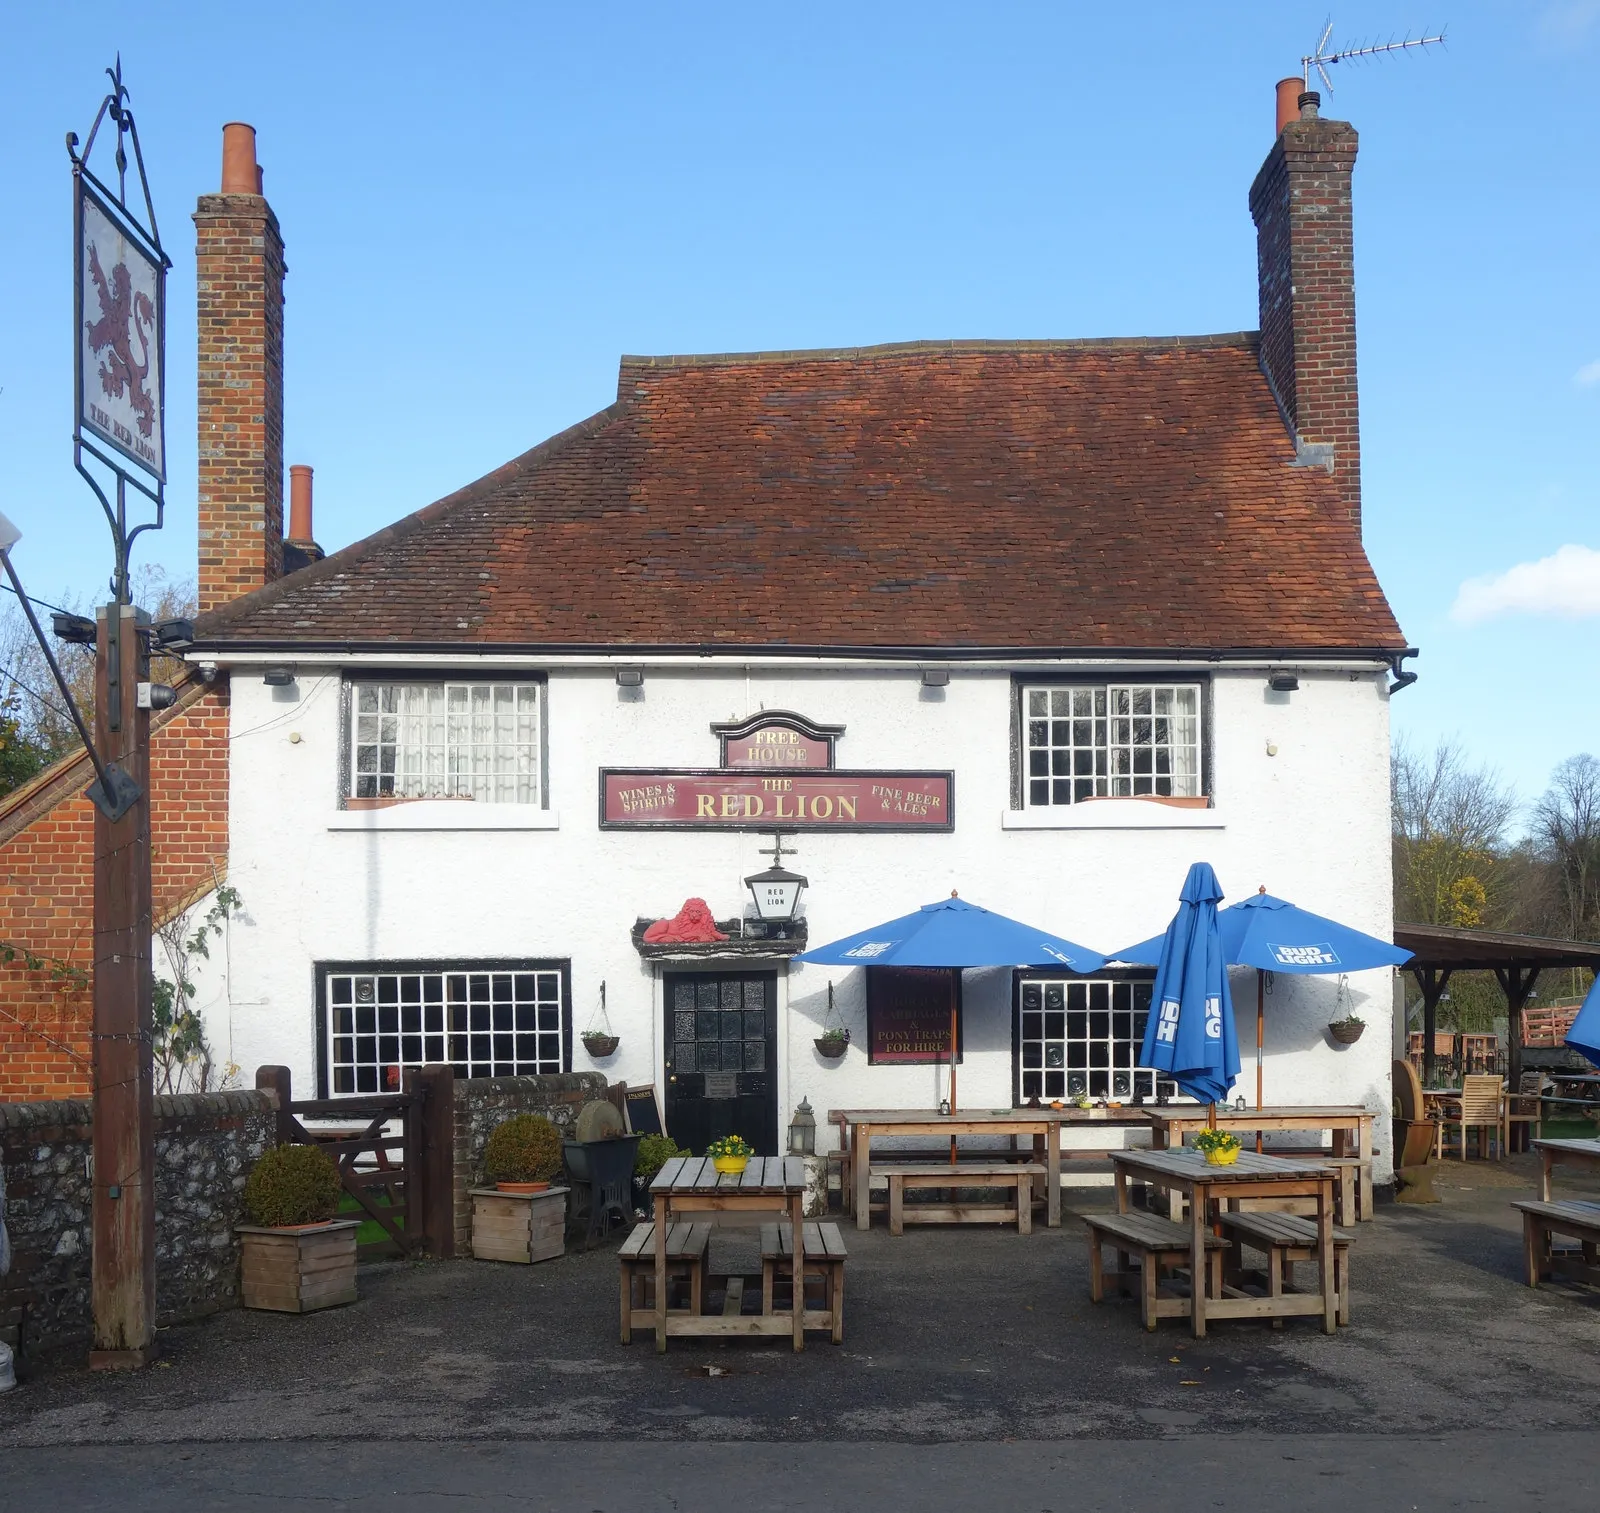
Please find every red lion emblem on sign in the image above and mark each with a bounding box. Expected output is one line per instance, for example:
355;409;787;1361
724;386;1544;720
85;241;157;440
643;899;729;944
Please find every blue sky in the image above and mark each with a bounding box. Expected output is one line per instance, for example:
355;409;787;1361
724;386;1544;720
3;2;1596;817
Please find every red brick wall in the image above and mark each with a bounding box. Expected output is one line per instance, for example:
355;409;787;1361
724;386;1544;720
194;186;285;612
0;678;230;1100
1250;107;1362;530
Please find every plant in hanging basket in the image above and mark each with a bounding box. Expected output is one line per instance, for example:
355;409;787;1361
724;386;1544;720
484;1113;563;1191
814;1027;850;1059
707;1133;753;1174
1327;1014;1366;1045
1192;1128;1242;1166
582;1032;620;1057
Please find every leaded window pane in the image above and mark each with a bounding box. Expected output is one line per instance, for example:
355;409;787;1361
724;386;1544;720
1016;979;1174;1104
1020;683;1202;807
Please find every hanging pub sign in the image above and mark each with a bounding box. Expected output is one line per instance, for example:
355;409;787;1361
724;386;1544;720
76;180;166;481
712;711;844;770
867;968;962;1065
601;770;953;830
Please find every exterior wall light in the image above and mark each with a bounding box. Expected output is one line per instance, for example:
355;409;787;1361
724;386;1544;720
263;667;296;687
788;1097;816;1156
1268;673;1299;693
921;668;950;687
615;667;644;687
745;862;808;935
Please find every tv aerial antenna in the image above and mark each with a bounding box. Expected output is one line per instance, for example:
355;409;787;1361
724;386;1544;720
1302;19;1447;93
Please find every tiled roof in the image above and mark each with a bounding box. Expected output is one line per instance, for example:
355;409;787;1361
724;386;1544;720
192;337;1407;655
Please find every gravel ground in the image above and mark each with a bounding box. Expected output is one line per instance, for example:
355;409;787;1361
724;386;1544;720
3;1151;1599;1449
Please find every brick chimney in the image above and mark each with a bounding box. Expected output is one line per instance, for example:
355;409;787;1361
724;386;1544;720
194;123;285;612
1249;85;1361;530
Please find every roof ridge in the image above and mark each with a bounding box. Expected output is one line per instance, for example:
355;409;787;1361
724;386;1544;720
618;332;1261;376
193;397;637;637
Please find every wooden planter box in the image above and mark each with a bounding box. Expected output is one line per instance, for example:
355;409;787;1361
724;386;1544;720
237;1220;360;1313
470;1186;569;1263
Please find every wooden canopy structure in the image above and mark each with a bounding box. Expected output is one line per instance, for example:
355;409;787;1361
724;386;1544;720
1393;923;1600;1083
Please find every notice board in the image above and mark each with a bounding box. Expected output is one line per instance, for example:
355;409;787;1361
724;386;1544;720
624;1084;663;1136
867;967;962;1065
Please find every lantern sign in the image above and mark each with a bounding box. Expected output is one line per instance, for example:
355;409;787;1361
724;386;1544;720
77;182;166;480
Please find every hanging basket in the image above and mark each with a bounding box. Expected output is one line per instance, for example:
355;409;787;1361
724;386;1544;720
1327;1019;1365;1046
814;1031;850;1060
582;1032;620;1058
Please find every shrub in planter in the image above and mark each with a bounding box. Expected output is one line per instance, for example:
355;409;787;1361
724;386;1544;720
238;1144;356;1313
634;1134;682;1182
244;1143;342;1228
484;1113;563;1190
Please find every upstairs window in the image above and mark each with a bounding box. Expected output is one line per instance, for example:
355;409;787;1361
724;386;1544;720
348;681;542;804
1022;684;1200;806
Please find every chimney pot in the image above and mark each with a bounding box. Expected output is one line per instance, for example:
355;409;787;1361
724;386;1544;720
1298;91;1321;121
1275;77;1304;135
288;464;314;543
220;122;259;194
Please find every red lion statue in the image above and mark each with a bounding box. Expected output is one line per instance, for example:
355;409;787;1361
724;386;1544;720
643;898;728;944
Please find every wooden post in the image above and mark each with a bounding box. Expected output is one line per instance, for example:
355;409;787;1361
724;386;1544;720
89;604;155;1370
1409;966;1453;1084
1494;966;1540;1092
255;1065;294;1144
415;1064;455;1258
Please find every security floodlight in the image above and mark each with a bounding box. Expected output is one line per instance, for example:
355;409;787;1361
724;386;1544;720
1268;673;1300;693
616;666;644;687
921;668;950;687
53;611;98;645
152;617;194;647
262;666;296;687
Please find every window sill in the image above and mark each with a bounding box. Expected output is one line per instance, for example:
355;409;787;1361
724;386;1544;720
328;802;560;832
1002;801;1223;831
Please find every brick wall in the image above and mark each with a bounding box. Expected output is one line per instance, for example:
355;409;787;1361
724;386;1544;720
0;1088;273;1364
1250;102;1362;530
0;676;231;1101
194;184;285;613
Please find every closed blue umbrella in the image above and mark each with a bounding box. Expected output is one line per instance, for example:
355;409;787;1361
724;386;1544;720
799;894;1105;1113
1137;863;1240;1108
1566;976;1600;1068
1117;887;1411;1105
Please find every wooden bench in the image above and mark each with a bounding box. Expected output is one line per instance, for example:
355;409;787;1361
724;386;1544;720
1512;1199;1600;1287
617;1222;712;1344
759;1222;848;1343
1082;1211;1229;1331
1217;1210;1354;1326
875;1161;1044;1234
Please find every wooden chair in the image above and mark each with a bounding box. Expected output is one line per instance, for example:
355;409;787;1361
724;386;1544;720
1505;1072;1546;1155
1438;1073;1504;1160
617;1221;711;1344
759;1222;848;1343
1391;1057;1440;1203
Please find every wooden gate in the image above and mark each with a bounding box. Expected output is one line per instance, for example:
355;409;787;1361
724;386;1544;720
255;1065;454;1260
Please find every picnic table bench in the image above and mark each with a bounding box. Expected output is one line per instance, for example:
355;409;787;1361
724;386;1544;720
1217;1210;1354;1326
875;1160;1045;1235
759;1222;848;1343
1512;1199;1600;1287
1083;1210;1229;1331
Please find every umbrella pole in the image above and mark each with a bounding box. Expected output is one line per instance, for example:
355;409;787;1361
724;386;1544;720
948;968;959;1162
1256;969;1265;1153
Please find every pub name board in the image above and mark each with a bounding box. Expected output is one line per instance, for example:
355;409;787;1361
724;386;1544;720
601;770;954;831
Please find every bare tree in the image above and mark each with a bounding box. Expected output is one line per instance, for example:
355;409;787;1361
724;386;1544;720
1391;736;1519;927
1534;754;1600;942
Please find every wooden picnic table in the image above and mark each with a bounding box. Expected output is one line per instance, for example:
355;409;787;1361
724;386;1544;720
1147;1105;1375;1221
647;1155;808;1353
1531;1137;1600;1202
835;1107;1152;1232
1110;1148;1339;1338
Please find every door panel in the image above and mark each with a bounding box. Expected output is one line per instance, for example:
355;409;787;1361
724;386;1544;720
664;972;778;1155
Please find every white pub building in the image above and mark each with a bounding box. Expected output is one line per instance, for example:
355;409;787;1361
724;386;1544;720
184;93;1411;1183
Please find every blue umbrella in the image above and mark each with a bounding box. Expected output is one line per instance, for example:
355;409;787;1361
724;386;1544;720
1566;976;1600;1068
1137;862;1241;1108
1116;887;1411;1105
798;894;1105;1113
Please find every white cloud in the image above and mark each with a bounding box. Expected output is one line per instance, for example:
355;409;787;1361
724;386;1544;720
1577;359;1600;386
1452;544;1600;625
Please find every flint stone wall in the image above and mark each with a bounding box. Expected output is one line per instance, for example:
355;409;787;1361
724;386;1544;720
0;1089;272;1360
453;1073;607;1254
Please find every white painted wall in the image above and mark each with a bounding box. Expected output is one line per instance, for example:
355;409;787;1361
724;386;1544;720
218;661;1397;1180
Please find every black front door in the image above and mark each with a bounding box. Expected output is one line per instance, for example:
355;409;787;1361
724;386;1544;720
663;972;778;1156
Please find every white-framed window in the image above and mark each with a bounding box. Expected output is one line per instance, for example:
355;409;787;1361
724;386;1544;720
1017;977;1178;1103
349;681;542;804
320;963;569;1095
1022;684;1200;806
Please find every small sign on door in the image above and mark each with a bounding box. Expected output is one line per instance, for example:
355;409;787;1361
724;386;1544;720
703;1072;739;1100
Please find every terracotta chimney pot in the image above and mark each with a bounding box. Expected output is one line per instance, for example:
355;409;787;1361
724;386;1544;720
1275;78;1303;136
288;465;314;543
221;122;259;194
